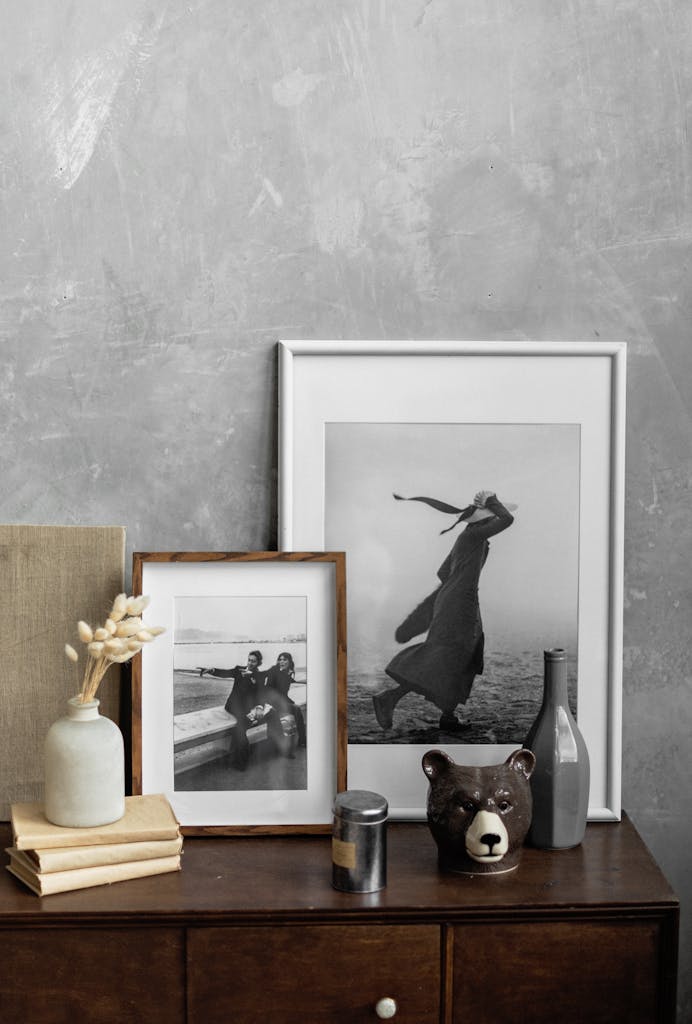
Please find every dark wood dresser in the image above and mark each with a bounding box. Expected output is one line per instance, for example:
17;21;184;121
0;813;678;1023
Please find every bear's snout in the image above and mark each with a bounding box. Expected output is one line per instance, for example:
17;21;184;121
481;832;502;854
465;810;509;863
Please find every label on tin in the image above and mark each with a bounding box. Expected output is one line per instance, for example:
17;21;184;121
332;836;357;869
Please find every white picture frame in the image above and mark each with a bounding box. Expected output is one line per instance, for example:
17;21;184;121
131;551;347;834
279;340;625;822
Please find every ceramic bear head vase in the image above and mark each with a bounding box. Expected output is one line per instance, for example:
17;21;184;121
422;748;536;875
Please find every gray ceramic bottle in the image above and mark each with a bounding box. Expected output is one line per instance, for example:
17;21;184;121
524;648;590;849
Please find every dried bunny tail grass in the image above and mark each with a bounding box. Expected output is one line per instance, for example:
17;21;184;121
110;593;128;622
104;638;127;655
77;621;93;643
107;651;137;664
71;592;164;702
115;618;143;638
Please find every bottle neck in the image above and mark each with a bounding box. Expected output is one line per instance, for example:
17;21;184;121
67;697;100;721
543;650;569;706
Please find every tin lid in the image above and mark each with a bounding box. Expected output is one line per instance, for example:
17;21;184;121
333;789;388;823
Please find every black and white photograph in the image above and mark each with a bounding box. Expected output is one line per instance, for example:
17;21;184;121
173;595;307;792
325;422;579;747
133;552;346;834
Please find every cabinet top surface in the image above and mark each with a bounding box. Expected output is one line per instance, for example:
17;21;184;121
0;814;677;924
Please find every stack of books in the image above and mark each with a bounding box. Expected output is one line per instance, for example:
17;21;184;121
6;793;182;896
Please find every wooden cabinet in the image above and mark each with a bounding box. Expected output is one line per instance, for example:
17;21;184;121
0;815;678;1023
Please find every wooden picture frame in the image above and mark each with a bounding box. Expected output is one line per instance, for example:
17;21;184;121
279;340;626;822
131;551;347;835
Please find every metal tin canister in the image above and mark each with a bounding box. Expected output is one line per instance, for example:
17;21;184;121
332;789;388;893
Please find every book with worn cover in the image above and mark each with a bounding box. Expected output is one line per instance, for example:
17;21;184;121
17;835;183;873
11;794;180;850
6;848;181;896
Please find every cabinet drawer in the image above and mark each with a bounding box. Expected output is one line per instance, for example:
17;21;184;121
188;924;440;1023
0;927;185;1023
452;919;664;1024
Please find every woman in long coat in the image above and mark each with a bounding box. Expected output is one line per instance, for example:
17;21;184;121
373;490;515;733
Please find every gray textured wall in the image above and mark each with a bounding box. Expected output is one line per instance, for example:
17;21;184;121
2;0;691;1016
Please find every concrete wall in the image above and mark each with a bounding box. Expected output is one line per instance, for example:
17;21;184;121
2;1;691;1015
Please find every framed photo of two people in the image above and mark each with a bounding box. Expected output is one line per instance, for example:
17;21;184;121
132;551;346;834
279;340;626;822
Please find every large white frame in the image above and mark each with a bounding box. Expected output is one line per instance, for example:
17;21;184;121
279;340;626;822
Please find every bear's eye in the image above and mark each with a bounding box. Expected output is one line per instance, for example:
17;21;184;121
458;799;476;813
498;800;512;813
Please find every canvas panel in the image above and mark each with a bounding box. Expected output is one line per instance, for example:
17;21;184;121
0;525;125;819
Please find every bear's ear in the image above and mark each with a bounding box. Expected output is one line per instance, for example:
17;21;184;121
422;749;454;782
506;748;535;780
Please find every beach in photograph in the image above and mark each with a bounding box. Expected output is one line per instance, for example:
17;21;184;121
349;649;577;746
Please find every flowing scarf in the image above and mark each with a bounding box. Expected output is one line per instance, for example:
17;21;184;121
393;493;477;534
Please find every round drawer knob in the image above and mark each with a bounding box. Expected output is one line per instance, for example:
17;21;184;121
375;996;397;1019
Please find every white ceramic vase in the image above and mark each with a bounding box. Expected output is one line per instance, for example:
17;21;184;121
44;697;125;827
